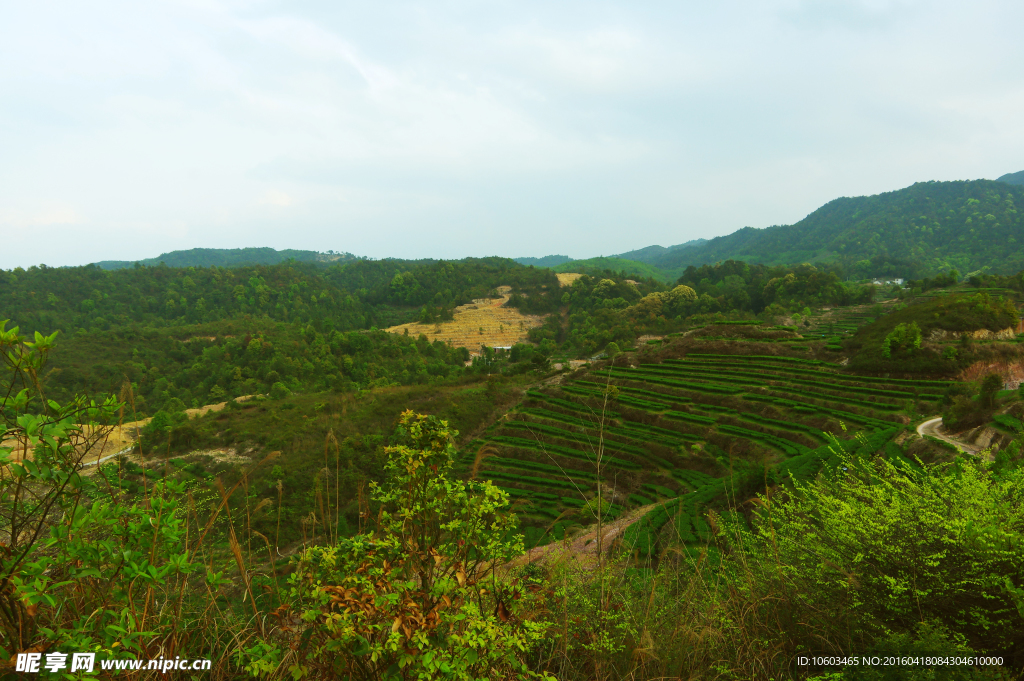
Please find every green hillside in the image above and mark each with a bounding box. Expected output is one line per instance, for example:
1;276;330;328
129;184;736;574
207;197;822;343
998;169;1024;186
612;239;706;264
460;338;938;550
514;255;574;267
94;246;358;270
845;291;1020;375
552;256;671;282
0;256;562;339
6;251;1024;678
623;179;1024;278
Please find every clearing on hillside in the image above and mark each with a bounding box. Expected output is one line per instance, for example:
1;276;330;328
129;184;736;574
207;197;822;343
556;272;583;287
384;287;546;353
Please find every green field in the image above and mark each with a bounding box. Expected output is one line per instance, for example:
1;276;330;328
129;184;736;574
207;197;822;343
461;333;938;552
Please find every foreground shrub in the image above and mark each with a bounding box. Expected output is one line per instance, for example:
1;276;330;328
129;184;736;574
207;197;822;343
0;323;220;671
532;435;1024;680
239;411;553;680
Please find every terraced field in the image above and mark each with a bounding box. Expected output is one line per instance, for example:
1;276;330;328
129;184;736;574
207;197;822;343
459;342;951;554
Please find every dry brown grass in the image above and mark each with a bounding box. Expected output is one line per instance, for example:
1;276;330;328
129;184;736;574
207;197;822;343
384;289;547;354
556;273;582;287
0;395;262;465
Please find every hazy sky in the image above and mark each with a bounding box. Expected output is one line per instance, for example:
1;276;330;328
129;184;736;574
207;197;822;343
2;0;1023;269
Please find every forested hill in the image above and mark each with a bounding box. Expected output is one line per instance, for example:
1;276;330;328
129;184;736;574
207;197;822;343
625;179;1024;278
94;247;358;270
0;257;560;338
998;170;1024;186
613;239;706;264
552;256;669;282
513;255;573;267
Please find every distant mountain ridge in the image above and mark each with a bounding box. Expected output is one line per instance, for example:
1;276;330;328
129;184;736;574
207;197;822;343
612;239;707;264
513;255;574;268
91;176;1024;279
998;170;1024;186
551;256;670;282
94;247;359;270
614;180;1024;278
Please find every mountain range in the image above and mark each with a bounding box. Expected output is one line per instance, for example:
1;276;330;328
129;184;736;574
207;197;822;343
82;173;1024;281
94;247;358;270
612;179;1024;277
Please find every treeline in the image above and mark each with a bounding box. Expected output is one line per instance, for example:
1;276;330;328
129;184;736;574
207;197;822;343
528;274;663;357
524;262;878;357
0;257;560;337
676;260;875;312
323;257;560;313
44;319;476;417
94;246;358;270
969;269;1024;292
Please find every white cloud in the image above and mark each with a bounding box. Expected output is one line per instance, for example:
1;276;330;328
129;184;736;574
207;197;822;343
0;206;81;227
260;190;293;206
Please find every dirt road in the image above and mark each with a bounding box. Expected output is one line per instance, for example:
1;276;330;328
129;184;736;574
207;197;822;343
517;503;658;570
916;416;981;454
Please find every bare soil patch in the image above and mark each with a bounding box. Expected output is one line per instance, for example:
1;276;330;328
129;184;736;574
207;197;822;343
384;291;546;354
516;504;658;572
1;395;261;465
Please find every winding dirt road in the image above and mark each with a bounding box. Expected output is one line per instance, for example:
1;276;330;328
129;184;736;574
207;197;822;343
916;416;981;454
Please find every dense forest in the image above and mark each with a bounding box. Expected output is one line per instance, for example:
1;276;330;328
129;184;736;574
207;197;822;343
0;255;915;417
0;257;577;418
0;256;562;338
676;260;875;312
45;322;477;417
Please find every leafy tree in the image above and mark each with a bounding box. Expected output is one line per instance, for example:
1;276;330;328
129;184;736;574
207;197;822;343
881;322;921;358
980;373;1004;408
239;412;553;680
269;381;292;400
0;322;202;661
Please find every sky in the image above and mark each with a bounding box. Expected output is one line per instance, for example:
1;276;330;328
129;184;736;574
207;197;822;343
1;0;1023;269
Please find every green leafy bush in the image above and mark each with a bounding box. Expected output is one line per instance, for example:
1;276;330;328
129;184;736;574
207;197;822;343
746;448;1024;655
238;412;554;680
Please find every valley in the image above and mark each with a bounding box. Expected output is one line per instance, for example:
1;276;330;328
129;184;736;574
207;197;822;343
4;179;1024;678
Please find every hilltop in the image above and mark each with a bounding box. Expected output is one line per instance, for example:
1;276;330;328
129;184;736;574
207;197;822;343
612;239;707;264
514;255;574;267
845;291;1020;376
998;169;1024;186
93;246;359;270
617;179;1024;278
552;256;670;282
